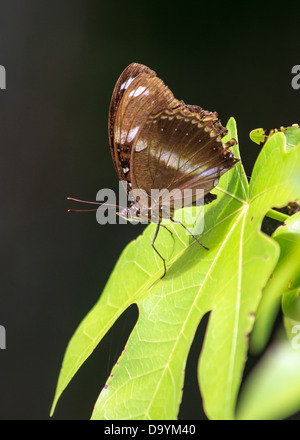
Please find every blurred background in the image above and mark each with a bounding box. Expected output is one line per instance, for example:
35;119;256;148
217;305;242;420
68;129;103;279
0;0;299;419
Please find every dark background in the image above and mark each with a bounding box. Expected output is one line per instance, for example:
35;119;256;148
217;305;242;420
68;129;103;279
0;0;299;420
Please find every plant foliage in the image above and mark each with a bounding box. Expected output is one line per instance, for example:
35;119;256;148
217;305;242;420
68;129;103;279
51;119;300;420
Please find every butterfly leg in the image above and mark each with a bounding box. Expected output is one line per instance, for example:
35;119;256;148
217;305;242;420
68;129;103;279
160;224;173;237
152;223;167;279
170;217;209;251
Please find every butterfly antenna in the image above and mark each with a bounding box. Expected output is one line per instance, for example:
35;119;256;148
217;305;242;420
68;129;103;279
67;197;123;213
68;208;98;212
170;217;209;250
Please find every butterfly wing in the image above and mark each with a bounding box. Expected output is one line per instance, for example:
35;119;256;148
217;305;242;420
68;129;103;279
108;63;180;191
109;63;238;214
130;107;238;209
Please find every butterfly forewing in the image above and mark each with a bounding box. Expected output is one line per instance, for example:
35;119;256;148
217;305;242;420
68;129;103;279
109;63;180;190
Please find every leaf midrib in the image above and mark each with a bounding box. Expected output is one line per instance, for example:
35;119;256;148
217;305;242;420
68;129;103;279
140;207;247;419
224;205;248;418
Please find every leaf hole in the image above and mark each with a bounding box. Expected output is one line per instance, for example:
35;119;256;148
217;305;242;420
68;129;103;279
52;304;138;419
179;312;210;420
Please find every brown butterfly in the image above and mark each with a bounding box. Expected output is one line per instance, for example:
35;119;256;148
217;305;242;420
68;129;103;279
108;63;238;279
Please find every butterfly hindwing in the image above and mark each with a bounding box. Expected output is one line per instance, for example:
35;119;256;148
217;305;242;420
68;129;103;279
131;107;238;207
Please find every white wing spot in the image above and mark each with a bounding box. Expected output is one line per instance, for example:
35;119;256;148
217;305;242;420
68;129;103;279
127;126;139;142
121;130;127;144
135;139;147;152
133;86;146;97
121;76;134;90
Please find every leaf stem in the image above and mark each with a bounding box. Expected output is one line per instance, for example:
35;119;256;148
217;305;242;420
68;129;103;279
265;209;289;223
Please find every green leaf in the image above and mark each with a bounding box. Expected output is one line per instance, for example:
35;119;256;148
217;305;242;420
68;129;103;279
259;213;300;313
250;212;300;354
282;288;300;322
199;130;300;419
283;286;300;346
249;297;281;356
279;124;300;151
249;128;266;145
51;119;300;420
250;124;300;150
236;336;300;420
283;311;300;346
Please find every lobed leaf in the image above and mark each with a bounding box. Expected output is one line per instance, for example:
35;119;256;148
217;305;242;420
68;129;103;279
51;119;300;420
250;212;300;354
236;337;300;420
